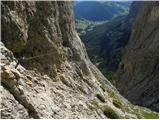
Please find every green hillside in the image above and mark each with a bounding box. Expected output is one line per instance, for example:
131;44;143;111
74;1;131;21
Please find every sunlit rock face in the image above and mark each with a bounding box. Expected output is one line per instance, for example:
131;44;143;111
1;1;90;78
116;1;159;112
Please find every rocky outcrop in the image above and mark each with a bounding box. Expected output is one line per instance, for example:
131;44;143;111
1;42;103;118
1;1;158;118
116;1;159;112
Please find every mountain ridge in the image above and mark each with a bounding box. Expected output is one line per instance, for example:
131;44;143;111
74;1;131;21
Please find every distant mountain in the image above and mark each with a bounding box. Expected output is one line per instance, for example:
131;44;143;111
74;1;81;6
74;1;131;21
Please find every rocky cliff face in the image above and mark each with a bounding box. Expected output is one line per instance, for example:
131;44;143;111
1;1;158;119
116;1;159;112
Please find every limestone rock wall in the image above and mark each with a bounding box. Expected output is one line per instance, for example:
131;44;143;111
116;1;159;111
1;1;90;78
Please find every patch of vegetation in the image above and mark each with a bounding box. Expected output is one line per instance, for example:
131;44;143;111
103;106;119;119
142;111;158;119
107;89;116;98
136;106;159;119
124;104;159;119
75;19;94;35
96;93;105;103
113;99;122;109
76;19;89;29
106;89;131;113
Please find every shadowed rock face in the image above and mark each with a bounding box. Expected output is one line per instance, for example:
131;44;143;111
116;1;159;112
1;1;158;119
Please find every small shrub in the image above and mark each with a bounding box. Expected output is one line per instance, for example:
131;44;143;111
107;90;115;98
113;99;122;108
103;106;119;119
96;94;105;103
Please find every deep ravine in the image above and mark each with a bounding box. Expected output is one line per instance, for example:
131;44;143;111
76;1;159;112
79;1;143;80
